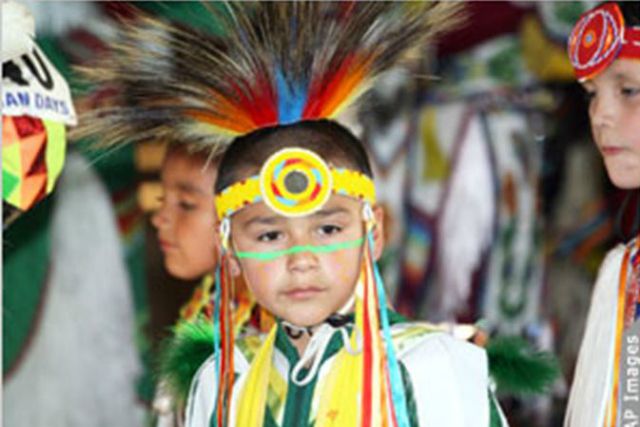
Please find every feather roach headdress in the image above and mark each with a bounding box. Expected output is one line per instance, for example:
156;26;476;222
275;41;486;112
76;3;464;427
74;2;462;153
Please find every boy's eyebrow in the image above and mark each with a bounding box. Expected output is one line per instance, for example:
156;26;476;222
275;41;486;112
614;71;640;83
175;181;210;196
242;207;352;228
311;207;352;218
243;215;285;228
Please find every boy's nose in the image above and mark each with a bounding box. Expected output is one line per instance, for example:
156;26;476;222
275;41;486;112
590;94;616;130
151;207;169;229
286;247;319;272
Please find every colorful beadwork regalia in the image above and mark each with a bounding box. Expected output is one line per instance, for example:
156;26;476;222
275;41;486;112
75;2;519;427
565;3;640;427
2;0;76;226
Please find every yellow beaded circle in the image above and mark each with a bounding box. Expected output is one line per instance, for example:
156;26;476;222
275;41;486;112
259;148;333;217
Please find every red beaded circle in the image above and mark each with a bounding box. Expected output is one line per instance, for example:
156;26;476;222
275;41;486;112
568;3;625;81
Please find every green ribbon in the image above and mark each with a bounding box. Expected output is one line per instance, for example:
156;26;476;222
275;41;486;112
235;237;364;261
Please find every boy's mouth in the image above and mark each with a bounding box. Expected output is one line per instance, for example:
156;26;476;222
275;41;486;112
158;239;177;252
600;145;625;156
283;286;324;300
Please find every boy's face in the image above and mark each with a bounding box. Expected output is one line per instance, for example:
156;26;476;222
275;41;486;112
583;59;640;189
228;194;384;327
152;148;218;280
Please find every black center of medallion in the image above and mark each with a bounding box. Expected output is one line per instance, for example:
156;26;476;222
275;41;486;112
284;171;308;194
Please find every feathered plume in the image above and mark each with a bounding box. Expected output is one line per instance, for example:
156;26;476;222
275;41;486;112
486;336;560;396
73;1;463;154
156;320;217;409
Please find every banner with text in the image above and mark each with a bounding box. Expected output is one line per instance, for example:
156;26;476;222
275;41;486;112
2;44;76;126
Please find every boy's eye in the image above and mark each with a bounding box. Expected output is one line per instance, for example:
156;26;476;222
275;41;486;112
621;87;640;97
318;224;342;236
179;201;197;211
258;231;282;242
583;90;596;102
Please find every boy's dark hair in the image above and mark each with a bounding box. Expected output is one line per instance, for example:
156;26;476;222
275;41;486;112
618;1;640;25
166;143;223;173
215;120;373;193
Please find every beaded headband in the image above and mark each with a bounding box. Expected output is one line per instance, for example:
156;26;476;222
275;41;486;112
568;2;640;82
215;148;376;220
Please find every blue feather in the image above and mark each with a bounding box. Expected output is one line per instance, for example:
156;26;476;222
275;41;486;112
276;69;307;125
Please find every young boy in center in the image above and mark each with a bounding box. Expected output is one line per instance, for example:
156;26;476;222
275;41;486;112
186;120;508;427
76;3;512;426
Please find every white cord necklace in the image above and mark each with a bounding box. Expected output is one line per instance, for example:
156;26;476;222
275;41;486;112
285;296;361;386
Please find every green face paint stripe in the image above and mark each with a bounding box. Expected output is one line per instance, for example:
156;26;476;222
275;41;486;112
235;237;364;261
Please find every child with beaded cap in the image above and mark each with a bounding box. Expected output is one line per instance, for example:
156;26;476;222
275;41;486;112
564;2;640;426
75;2;508;426
187;120;509;427
182;3;507;425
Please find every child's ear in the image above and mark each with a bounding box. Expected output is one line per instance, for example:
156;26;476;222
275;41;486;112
372;205;385;261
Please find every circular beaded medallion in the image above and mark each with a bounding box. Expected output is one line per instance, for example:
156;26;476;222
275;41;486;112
568;3;624;81
259;148;333;217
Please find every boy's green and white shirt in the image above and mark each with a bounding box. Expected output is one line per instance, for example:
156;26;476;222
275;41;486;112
185;315;508;427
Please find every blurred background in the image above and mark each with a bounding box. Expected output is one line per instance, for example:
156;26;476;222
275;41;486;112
3;1;628;426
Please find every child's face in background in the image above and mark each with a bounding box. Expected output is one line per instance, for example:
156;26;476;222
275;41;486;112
228;194;384;327
583;59;640;189
152;148;218;280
